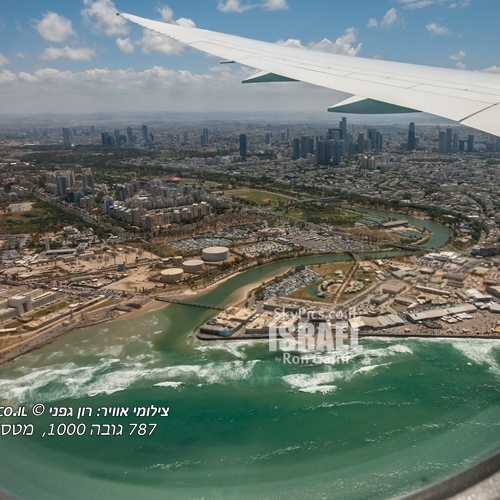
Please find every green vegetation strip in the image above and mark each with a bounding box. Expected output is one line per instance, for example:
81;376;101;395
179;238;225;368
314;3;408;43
226;188;294;205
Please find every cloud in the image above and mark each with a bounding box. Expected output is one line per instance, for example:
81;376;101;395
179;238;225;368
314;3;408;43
40;47;95;61
16;52;27;59
426;22;450;35
218;0;254;13
483;66;500;74
398;0;470;8
0;70;17;84
263;0;289;10
217;0;289;13
137;6;195;56
445;48;468;69
0;65;345;114
82;0;128;36
156;6;195;27
278;28;362;57
116;38;134;53
448;0;471;7
0;52;10;66
367;8;399;29
398;0;436;8
449;50;465;61
34;12;75;42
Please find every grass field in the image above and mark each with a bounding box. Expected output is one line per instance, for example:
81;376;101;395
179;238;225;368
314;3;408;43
0;201;85;235
287;204;360;226
226;188;293;205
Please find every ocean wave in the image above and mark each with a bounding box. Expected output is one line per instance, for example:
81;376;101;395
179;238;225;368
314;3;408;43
158;360;260;385
282;371;343;393
449;340;500;377
195;341;256;360
354;363;389;375
299;384;337;394
251;445;302;462
153;381;183;388
0;359;261;404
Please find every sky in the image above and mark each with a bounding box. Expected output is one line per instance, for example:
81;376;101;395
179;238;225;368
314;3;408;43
0;0;499;116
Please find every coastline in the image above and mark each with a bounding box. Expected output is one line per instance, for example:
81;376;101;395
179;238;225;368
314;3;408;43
3;252;500;367
0;298;164;368
0;264;294;367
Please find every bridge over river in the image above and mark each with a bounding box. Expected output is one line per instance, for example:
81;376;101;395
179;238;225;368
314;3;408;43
155;295;225;311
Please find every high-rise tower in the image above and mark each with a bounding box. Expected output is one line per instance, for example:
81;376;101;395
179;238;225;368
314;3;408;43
62;127;72;148
408;122;416;151
239;134;248;161
141;125;149;143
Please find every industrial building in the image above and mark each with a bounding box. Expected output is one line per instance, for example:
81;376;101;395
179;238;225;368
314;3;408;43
0;289;59;322
202;246;230;262
407;304;477;323
182;259;205;273
160;268;184;283
350;314;405;330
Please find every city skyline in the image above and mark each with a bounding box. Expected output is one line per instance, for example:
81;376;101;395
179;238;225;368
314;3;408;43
1;1;499;115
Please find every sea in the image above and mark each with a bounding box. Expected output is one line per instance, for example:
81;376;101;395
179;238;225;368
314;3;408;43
0;265;499;499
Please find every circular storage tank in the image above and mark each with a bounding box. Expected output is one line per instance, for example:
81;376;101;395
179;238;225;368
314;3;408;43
182;259;205;273
202;246;229;262
160;268;184;283
173;256;183;266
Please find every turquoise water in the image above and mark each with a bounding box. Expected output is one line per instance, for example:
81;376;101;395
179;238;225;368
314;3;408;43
0;306;499;500
0;214;495;500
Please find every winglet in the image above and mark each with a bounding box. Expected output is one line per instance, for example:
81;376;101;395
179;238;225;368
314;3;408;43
243;71;298;84
328;96;419;114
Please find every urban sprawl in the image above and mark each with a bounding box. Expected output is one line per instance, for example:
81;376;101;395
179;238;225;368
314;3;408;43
1;114;500;362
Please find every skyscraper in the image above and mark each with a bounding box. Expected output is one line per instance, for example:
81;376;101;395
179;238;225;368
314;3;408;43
367;128;382;151
201;128;209;147
101;132;110;146
467;134;474;153
357;133;365;154
445;128;453;153
316;140;332;165
438;128;454;153
141;125;149;143
126;127;134;143
407;122;416;151
239;134;248;161
300;136;312;158
340;117;347;141
82;168;94;191
62;127;72;148
55;172;69;196
438;131;446;153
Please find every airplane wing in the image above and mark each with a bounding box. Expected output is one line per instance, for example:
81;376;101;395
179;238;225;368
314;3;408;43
118;12;500;137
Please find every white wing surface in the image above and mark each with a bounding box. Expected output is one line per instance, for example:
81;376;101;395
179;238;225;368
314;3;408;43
119;12;500;136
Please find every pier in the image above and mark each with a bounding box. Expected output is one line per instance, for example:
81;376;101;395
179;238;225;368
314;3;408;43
155;295;225;311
